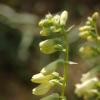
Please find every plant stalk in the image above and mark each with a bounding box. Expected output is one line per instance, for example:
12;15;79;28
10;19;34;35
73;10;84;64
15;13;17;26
61;32;68;99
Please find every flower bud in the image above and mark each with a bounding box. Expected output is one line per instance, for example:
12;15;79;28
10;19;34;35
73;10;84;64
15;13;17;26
50;26;62;33
40;28;50;36
79;26;92;32
40;59;64;75
80;46;98;58
52;72;59;77
81;67;100;82
60;11;68;25
39;19;48;27
40;93;59;100
86;21;91;25
40;30;47;36
31;73;54;83
92;12;99;20
39;18;53;27
87;17;93;22
87;35;95;42
97;36;100;41
32;82;54;95
39;39;57;54
52;15;60;25
75;77;99;97
46;13;52;19
79;47;85;53
79;31;90;38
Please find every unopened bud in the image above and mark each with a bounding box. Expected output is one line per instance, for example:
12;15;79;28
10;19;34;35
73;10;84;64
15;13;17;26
97;36;100;41
39;39;57;54
81;67;99;82
40;28;50;36
86;21;91;25
92;12;99;20
32;82;53;95
39;19;47;27
46;13;52;19
60;11;68;25
87;35;94;42
79;26;92;32
75;77;99;97
31;73;54;83
79;31;90;38
87;17;93;22
79;47;85;53
79;46;97;58
53;15;60;25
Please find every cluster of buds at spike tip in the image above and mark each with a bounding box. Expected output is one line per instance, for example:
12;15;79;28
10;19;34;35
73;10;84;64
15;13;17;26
79;12;100;59
79;12;99;42
39;10;68;36
38;11;69;55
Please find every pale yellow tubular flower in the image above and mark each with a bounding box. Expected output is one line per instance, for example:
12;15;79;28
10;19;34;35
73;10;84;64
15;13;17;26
39;39;57;54
75;77;99;97
97;36;100;41
32;82;54;95
52;14;60;25
87;17;93;22
31;73;54;83
79;26;92;32
60;10;68;25
79;46;94;57
79;46;85;53
40;30;49;36
39;19;47;27
81;67;99;82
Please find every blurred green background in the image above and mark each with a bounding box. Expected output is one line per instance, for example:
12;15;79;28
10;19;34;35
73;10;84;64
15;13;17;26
0;0;100;100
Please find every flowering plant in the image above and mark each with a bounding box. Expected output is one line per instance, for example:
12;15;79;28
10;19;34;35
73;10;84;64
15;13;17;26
31;11;100;100
31;11;77;100
75;12;100;100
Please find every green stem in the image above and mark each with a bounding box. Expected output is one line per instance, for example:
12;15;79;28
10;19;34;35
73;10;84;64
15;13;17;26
61;32;68;98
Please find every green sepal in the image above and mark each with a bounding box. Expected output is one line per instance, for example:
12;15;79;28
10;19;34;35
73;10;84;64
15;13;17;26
40;93;60;100
41;59;64;75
